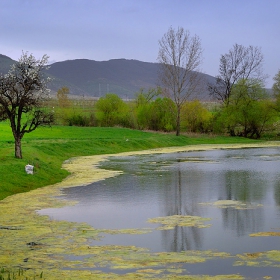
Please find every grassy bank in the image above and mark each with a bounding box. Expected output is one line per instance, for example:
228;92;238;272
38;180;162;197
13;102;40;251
0;121;260;200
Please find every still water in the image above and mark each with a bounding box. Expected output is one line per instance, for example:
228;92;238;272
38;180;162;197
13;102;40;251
39;147;280;278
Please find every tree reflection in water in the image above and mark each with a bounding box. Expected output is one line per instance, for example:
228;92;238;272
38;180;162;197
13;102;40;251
159;161;204;251
221;170;265;237
156;148;280;250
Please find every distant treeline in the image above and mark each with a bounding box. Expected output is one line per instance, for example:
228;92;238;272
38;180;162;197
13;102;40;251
51;85;280;139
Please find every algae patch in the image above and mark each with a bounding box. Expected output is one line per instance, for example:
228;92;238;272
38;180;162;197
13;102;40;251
147;215;211;230
80;248;231;272
0;267;246;280
200;200;263;210
235;250;280;268
0;165;230;279
249;231;280;237
61;155;123;188
2;142;280;278
176;157;218;163
99;228;152;235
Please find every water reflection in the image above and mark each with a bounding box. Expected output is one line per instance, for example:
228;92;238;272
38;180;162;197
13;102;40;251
274;177;280;206
39;147;280;256
221;170;265;236
160;165;204;251
224;170;266;202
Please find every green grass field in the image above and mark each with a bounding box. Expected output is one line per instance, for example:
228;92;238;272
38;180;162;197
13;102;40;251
0;121;260;200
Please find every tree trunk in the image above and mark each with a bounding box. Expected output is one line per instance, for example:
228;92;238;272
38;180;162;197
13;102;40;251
229;127;236;136
176;109;180;136
15;137;22;159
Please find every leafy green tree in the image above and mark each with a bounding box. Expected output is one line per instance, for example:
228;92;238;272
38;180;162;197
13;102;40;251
95;93;130;127
215;79;277;138
135;94;176;132
149;97;176;132
134;88;162;130
135;102;151;130
181;100;212;133
0;52;53;158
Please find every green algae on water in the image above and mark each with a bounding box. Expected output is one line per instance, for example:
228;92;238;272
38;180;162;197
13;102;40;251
235;250;280;268
147;214;211;230
99;228;152;235
249;231;280;237
200;200;263;210
6;143;280;278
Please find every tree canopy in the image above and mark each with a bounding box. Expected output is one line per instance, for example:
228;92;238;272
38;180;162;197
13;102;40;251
214;79;277;138
0;52;53;158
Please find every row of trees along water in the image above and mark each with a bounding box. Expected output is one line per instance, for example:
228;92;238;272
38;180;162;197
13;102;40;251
1;26;280;158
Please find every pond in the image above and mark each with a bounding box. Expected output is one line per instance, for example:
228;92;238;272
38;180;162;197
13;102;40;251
39;147;280;278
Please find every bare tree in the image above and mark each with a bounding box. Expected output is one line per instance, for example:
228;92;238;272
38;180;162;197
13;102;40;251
157;26;203;136
0;52;54;159
208;44;265;105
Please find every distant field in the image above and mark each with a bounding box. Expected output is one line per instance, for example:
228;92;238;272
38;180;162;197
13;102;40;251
0;121;260;200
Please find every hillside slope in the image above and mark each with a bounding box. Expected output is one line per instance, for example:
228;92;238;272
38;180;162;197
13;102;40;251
0;54;216;99
47;58;216;100
0;54;15;74
47;59;162;99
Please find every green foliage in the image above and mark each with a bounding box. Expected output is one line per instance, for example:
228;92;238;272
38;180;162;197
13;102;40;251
149;97;176;131
134;88;164;130
54;88;70;125
181;100;212;133
67;114;89;126
95;93;131;127
135;101;151;129
54;106;73;125
273;70;280;111
273;69;280;96
54;97;96;126
135;95;176;132
214;79;278;138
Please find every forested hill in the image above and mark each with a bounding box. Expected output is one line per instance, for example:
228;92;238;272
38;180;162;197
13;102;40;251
0;54;216;100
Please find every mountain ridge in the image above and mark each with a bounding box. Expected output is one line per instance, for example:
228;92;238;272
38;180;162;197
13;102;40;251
0;54;216;100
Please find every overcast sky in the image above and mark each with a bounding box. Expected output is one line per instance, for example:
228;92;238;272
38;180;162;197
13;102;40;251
1;0;279;87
